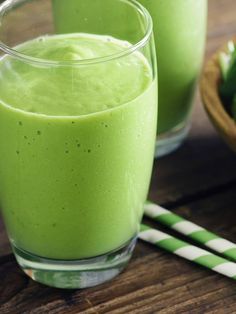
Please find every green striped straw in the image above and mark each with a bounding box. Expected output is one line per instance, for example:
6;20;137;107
139;224;236;280
144;202;236;262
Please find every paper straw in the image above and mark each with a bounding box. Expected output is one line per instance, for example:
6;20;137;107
139;224;236;280
144;202;236;262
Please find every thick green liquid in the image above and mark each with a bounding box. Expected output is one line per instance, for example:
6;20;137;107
0;34;157;259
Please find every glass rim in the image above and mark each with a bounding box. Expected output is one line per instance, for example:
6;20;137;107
0;0;153;66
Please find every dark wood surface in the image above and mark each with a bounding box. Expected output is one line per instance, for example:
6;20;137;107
1;0;236;313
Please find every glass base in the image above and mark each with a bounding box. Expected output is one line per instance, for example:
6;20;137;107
155;123;190;158
12;237;137;289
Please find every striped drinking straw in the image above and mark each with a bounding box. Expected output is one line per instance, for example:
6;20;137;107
139;224;236;280
144;202;236;262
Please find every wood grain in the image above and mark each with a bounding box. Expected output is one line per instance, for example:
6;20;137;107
1;0;236;313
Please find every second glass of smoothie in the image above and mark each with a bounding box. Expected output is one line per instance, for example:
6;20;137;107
139;0;207;157
0;0;157;289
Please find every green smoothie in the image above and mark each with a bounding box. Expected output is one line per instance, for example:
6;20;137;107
0;34;157;260
139;0;207;134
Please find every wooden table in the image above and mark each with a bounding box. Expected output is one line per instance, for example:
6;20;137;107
1;0;236;312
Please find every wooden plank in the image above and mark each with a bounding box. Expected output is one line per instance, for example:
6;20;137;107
1;186;236;313
0;218;10;257
150;96;236;206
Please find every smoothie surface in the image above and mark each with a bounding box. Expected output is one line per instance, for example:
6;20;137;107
0;34;151;116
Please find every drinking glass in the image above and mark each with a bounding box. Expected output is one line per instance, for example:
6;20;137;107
0;0;157;288
139;0;208;157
